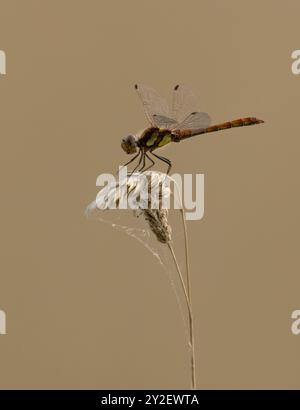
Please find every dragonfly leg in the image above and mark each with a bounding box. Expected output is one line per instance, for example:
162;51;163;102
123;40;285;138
129;150;144;175
151;151;172;174
118;150;141;174
138;152;146;172
142;152;155;172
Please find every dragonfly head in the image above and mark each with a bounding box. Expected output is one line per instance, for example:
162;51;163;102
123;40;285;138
121;135;138;154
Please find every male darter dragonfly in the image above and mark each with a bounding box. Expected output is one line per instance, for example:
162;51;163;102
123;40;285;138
121;84;264;174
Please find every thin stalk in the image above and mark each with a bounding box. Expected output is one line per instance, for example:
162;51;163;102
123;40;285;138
167;242;196;390
170;183;192;301
180;209;192;302
181;209;196;390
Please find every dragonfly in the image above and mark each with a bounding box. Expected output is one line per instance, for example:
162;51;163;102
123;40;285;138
121;84;264;174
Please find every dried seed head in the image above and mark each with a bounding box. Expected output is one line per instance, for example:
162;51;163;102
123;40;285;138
142;209;172;244
86;171;174;244
94;171;172;211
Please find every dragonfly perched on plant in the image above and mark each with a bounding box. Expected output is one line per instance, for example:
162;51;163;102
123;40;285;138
121;84;264;174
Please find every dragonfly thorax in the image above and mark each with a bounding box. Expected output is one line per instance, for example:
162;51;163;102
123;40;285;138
121;134;138;154
137;127;173;151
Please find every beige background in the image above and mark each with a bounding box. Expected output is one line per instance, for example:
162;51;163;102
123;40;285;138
0;0;299;389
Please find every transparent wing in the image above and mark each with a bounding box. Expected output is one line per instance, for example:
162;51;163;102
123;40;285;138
174;111;211;131
135;84;175;128
152;114;178;129
171;84;200;124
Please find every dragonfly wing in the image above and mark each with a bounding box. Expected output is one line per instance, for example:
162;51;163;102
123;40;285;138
171;84;200;124
135;84;174;127
174;111;211;131
152;114;178;129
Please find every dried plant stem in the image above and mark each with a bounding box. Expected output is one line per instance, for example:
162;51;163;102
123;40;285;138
172;183;192;300
90;171;197;388
180;209;196;390
138;177;196;388
180;209;192;302
167;242;196;390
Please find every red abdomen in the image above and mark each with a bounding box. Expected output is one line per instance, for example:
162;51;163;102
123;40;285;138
174;117;264;141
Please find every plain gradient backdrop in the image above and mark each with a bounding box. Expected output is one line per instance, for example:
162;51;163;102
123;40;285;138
0;0;299;389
